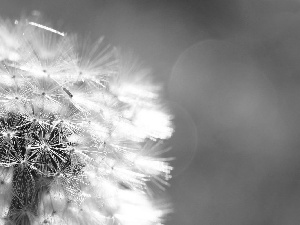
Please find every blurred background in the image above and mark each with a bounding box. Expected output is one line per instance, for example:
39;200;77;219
2;0;300;224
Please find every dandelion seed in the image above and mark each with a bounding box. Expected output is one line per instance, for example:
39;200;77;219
69;36;117;86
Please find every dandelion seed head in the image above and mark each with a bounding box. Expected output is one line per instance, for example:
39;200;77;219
0;15;173;225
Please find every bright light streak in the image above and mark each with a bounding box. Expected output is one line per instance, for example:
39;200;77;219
28;22;65;36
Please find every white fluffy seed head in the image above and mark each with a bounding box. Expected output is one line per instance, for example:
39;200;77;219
0;15;173;225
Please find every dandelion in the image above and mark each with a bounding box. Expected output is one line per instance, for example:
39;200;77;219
0;15;173;225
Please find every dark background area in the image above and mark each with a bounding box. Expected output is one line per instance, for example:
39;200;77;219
2;0;300;225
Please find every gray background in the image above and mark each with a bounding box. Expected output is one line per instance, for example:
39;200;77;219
2;0;300;225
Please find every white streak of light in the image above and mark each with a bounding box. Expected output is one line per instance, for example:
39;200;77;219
28;22;65;36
